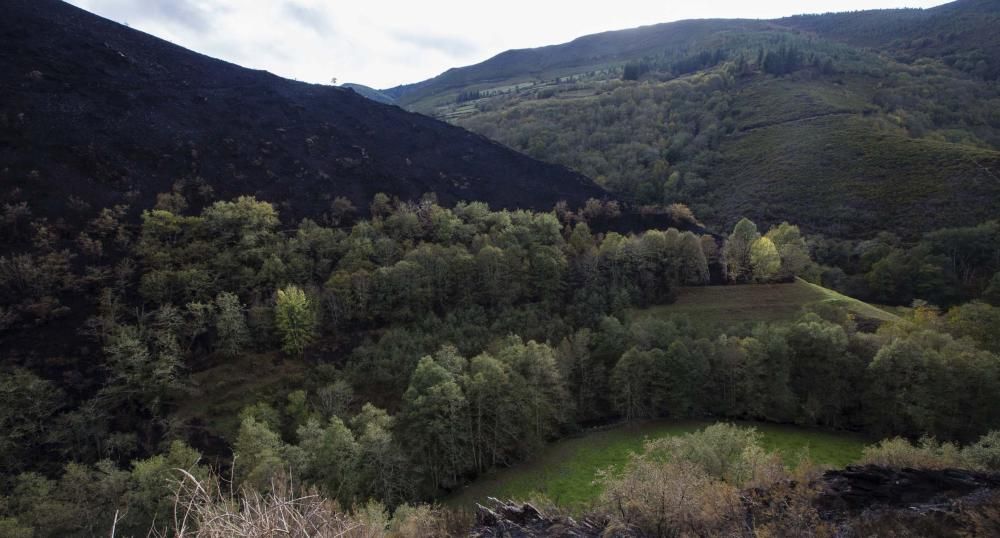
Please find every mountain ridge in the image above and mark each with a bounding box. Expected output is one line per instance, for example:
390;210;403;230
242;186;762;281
367;0;999;111
354;0;1000;238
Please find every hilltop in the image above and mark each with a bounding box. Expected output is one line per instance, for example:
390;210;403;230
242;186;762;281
780;0;1000;80
359;0;1000;238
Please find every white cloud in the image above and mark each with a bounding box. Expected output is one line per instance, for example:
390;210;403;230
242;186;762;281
67;0;948;89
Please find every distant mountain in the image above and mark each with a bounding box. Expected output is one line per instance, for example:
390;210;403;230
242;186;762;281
382;19;767;111
0;0;606;235
372;0;1000;238
341;83;397;105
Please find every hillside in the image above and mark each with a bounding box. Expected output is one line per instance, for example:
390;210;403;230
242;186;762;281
0;0;606;237
364;0;1000;238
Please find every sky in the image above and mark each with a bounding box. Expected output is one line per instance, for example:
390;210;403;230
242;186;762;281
66;0;947;89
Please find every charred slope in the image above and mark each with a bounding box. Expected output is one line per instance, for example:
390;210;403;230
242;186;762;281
472;466;1000;537
817;465;1000;515
0;0;605;232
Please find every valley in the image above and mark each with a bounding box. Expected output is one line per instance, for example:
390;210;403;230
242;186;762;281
1;1;999;536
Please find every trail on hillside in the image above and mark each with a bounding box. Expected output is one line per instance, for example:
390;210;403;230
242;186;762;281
734;110;857;135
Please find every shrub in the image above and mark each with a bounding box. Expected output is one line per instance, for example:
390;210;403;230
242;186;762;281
642;423;764;485
154;471;376;538
961;431;1000;471
666;203;701;226
860;436;963;469
599;424;795;537
599;459;742;537
860;431;1000;471
388;504;449;537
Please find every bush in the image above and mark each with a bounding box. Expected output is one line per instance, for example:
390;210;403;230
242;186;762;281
859;432;1000;470
961;431;1000;471
599;459;742;537
599;423;794;537
861;437;962;469
642;423;764;485
388;504;449;537
155;471;375;538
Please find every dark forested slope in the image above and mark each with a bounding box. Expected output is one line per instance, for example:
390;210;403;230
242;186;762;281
0;0;605;233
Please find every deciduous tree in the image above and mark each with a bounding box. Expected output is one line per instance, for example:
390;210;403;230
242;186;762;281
724;218;760;282
750;237;781;282
214;291;249;356
274;285;317;356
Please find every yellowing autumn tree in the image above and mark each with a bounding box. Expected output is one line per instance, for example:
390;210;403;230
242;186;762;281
750;237;781;282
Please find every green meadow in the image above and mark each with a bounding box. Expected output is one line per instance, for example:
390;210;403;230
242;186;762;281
447;420;868;511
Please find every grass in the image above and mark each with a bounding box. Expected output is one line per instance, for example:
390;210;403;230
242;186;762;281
630;279;899;330
732;76;873;132
450;281;887;511
173;353;308;442
446;420;868;511
796;278;901;322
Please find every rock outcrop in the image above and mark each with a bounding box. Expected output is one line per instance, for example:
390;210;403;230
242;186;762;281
471;499;610;537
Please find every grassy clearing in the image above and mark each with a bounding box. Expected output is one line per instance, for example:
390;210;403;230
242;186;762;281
733;76;872;131
446;420;867;511
630;279;899;330
796;278;901;322
173;353;307;442
452;281;887;510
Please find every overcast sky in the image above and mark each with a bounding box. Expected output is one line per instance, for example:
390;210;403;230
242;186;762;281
67;0;946;89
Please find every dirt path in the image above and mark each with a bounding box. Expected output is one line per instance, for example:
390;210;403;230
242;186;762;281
734;110;857;135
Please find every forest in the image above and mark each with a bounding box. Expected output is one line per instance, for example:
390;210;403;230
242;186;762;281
2;193;1000;536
